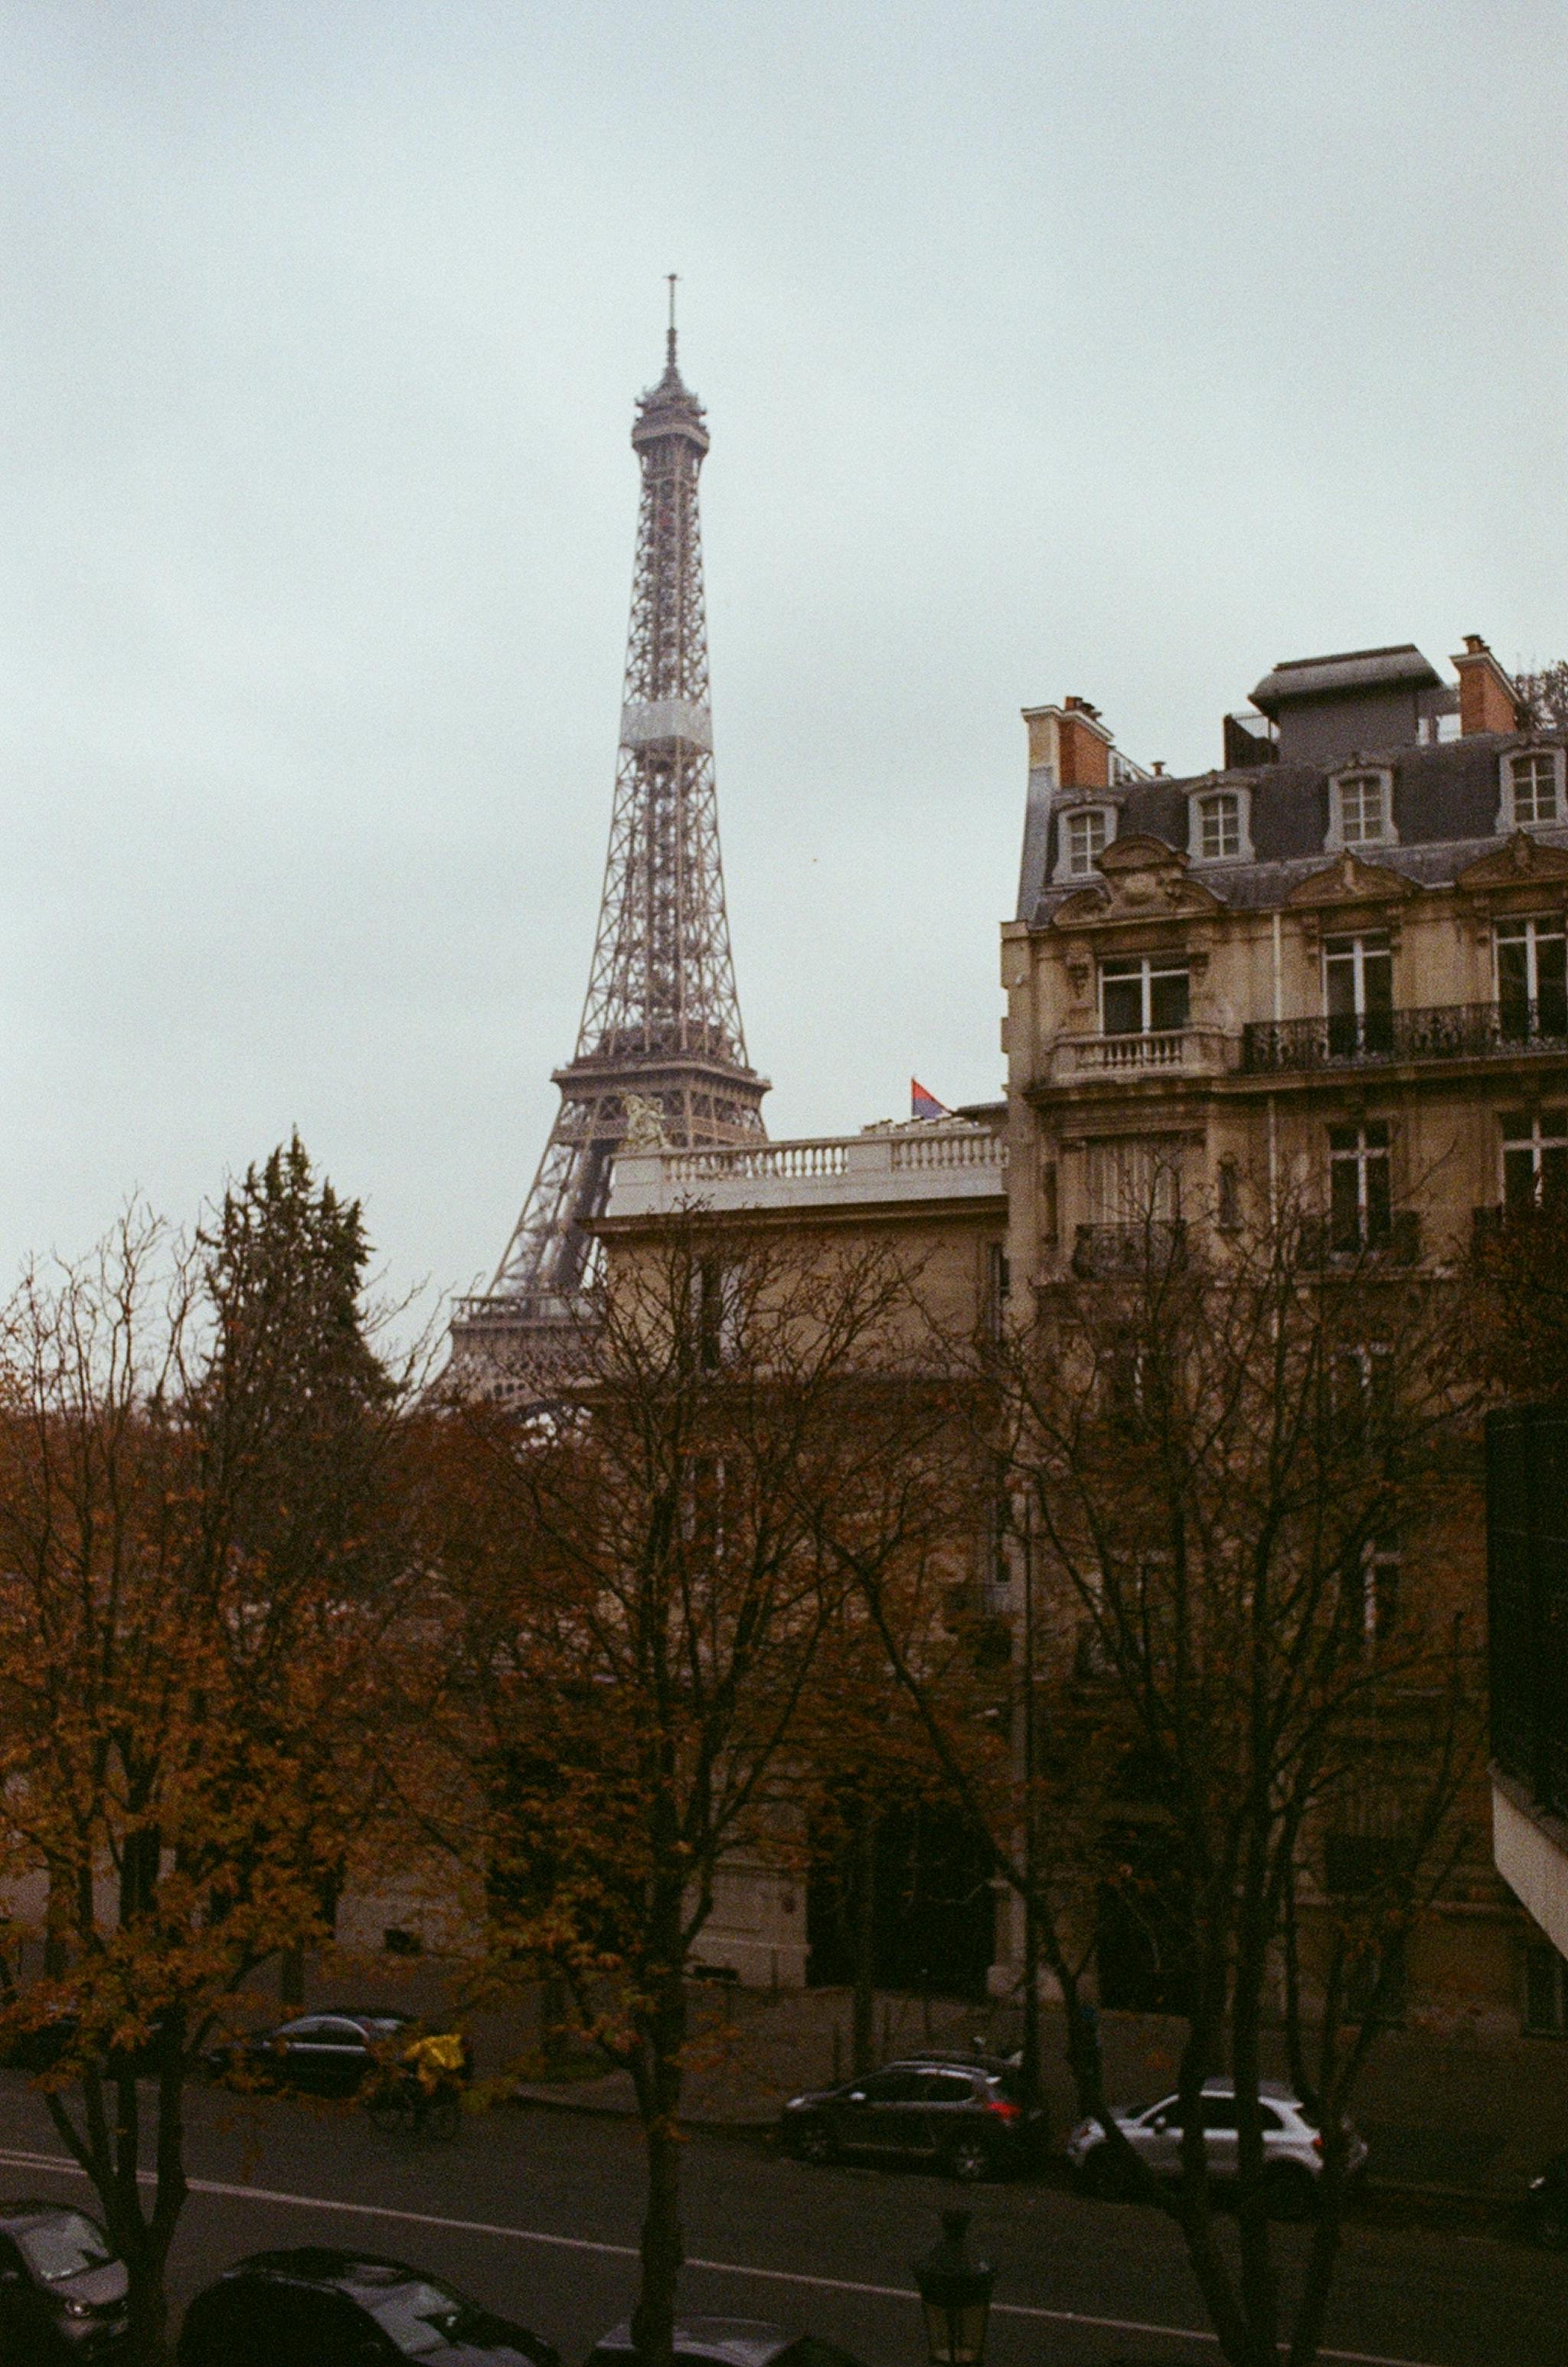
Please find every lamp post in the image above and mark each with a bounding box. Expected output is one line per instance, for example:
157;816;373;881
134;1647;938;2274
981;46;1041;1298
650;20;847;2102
912;2209;995;2367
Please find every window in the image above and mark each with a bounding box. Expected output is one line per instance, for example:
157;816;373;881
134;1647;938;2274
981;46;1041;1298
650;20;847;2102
1060;807;1110;878
1217;1156;1241;1231
1496;916;1568;1040
1086;1136;1185;1223
1191;790;1244;862
1341;1535;1401;1644
1501;1109;1568;1215
1524;1943;1568;2036
1324;933;1393;1059
985;1242;1010;1339
1505;750;1564;829
1334;773;1392;846
1101;955;1191;1036
1328;1122;1391;1252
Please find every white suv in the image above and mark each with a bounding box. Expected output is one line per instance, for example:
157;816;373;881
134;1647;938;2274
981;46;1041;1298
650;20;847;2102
1065;2079;1367;2218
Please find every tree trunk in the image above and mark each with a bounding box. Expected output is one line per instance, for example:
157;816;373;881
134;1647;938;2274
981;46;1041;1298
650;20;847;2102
629;1970;688;2367
279;1946;305;2009
851;1806;877;2076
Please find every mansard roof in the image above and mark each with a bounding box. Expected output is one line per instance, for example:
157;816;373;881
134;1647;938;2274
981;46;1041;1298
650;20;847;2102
1021;727;1568;927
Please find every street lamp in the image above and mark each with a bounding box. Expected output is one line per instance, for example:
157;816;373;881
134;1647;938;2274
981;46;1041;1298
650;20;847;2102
911;2209;995;2367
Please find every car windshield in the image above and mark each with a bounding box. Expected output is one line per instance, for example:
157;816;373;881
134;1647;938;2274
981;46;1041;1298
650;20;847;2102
16;2215;115;2282
371;2277;483;2356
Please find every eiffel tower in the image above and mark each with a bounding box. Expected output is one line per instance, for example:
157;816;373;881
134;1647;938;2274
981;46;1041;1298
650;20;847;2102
450;296;769;1398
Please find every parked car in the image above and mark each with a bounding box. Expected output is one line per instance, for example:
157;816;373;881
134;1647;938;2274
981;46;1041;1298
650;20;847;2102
587;2318;868;2367
0;2199;129;2359
1525;2147;1568;2248
779;2055;1045;2181
205;2009;416;2097
1065;2079;1367;2218
176;2248;559;2367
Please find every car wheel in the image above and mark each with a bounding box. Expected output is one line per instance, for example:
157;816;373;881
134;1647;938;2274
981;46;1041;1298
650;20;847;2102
794;2117;837;2166
946;2133;997;2184
1259;2164;1318;2222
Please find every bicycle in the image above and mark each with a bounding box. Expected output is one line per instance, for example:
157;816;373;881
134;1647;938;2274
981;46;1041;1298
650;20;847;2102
363;2070;462;2144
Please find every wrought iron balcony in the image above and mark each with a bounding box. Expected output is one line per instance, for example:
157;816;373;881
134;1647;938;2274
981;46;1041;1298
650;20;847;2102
1295;1210;1423;1268
1071;1220;1187;1278
1243;1001;1568;1076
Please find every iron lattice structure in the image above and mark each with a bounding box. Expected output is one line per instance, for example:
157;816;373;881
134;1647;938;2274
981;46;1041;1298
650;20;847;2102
450;322;768;1397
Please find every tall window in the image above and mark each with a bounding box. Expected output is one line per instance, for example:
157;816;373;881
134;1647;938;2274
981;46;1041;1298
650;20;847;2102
1501;1109;1568;1215
1328;1121;1392;1252
1086;1137;1184;1224
1324;932;1393;1059
1062;808;1109;878
1336;773;1391;845
1101;955;1191;1036
1340;1534;1400;1644
1496;916;1568;1040
1195;791;1241;860
1509;751;1563;826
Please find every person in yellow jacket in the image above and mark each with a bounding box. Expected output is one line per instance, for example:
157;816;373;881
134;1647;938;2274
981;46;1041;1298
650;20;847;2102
397;2029;472;2133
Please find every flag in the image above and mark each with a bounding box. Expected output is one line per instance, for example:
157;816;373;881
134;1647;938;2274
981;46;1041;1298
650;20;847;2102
910;1078;949;1121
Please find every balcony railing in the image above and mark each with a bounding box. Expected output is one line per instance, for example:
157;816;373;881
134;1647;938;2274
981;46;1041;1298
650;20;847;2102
1243;1000;1568;1076
1296;1210;1422;1268
1072;1221;1187;1278
1488;1406;1568;1820
1050;1027;1236;1081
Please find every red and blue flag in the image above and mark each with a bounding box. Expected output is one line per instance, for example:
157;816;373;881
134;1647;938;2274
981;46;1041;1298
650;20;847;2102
910;1078;949;1121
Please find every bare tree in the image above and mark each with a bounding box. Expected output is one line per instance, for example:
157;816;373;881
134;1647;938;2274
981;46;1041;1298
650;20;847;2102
847;1192;1484;2367
418;1218;958;2367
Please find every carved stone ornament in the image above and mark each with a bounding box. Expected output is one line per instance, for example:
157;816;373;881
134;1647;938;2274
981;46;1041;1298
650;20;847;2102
1050;833;1223;929
1455;832;1568;891
621;1094;669;1151
1285;851;1415;911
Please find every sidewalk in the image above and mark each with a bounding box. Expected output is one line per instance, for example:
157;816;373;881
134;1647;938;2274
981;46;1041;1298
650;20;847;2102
507;1983;1568;2201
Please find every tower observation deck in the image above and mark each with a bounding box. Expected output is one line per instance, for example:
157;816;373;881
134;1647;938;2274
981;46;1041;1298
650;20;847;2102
449;312;768;1398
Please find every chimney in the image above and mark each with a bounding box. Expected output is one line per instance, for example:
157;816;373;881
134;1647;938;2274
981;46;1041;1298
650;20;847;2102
1452;635;1521;736
1021;697;1115;788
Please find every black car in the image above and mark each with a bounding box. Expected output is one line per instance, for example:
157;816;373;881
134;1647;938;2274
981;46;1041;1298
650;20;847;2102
588;2319;867;2367
207;2009;414;2097
177;2248;560;2367
0;2200;129;2360
779;2055;1045;2181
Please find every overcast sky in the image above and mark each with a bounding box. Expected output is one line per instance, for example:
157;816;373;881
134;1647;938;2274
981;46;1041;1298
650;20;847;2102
2;1;1564;1324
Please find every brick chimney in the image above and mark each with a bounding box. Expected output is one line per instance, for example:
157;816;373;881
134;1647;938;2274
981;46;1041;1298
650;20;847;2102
1452;635;1521;736
1022;697;1112;789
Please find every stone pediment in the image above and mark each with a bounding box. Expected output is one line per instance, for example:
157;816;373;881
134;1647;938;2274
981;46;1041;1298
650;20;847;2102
1052;834;1222;927
1456;832;1568;890
1286;850;1415;909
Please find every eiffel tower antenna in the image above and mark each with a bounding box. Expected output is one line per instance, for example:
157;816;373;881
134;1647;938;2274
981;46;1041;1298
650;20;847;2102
450;305;769;1396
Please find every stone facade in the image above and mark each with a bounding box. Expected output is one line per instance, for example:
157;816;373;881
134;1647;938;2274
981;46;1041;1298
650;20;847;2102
999;635;1568;2032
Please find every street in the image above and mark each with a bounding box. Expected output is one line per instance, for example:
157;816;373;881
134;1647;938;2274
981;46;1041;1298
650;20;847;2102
0;2074;1562;2365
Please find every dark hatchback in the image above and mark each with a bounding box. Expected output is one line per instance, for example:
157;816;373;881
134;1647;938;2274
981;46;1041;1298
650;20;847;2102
0;2201;129;2360
206;2009;414;2097
177;2249;560;2367
779;2056;1044;2181
588;2320;867;2367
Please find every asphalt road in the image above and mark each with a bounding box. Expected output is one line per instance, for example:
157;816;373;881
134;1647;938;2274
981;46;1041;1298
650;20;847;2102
0;2074;1562;2367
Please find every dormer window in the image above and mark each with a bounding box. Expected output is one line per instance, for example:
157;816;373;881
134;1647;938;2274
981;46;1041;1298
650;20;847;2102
1188;786;1252;864
1328;769;1396;852
1501;747;1565;831
1056;805;1114;881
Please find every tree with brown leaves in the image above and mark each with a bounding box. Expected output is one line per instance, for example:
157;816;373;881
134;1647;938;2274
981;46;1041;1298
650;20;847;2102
0;1149;414;2367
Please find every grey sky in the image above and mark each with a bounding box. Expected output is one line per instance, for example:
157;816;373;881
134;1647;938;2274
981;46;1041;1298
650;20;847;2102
2;0;1564;1321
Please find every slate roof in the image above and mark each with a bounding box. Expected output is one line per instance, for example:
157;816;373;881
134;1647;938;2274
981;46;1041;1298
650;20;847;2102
1020;729;1568;927
1250;644;1442;714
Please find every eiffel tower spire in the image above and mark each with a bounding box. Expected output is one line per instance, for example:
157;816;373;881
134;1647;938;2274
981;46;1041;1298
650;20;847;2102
451;314;768;1395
